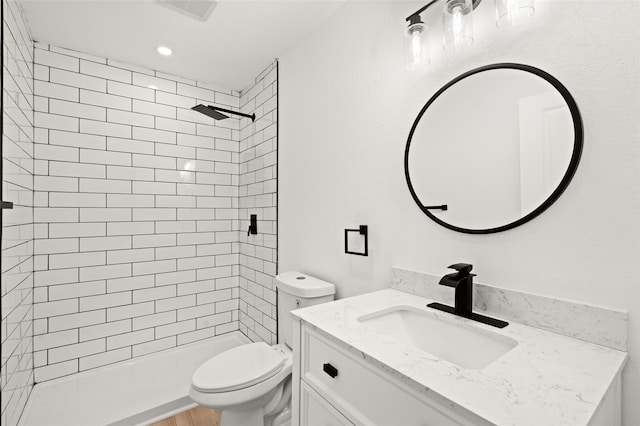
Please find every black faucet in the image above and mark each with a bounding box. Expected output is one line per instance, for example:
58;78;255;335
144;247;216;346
427;263;508;328
438;263;475;317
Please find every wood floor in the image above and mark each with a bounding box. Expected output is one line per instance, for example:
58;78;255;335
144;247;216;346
149;406;221;426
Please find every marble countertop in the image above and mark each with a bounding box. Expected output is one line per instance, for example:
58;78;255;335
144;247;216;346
291;289;628;426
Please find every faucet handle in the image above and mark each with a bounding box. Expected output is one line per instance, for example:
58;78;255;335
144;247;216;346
447;263;475;276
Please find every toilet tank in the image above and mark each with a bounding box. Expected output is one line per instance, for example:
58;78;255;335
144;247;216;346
276;271;335;349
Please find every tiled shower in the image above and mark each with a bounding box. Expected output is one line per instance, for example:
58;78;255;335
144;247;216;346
2;1;35;424
1;1;278;423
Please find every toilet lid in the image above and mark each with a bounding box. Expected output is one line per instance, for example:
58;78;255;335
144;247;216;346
192;342;285;393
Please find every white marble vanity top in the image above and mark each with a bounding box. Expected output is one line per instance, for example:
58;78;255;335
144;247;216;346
291;289;628;426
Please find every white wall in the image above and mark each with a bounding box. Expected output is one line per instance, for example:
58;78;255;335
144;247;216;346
1;1;34;424
278;1;639;425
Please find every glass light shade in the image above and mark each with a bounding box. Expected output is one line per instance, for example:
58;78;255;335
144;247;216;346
404;20;430;71
443;0;474;52
495;0;534;27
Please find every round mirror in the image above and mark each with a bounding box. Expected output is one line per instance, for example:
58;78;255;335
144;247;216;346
405;63;583;234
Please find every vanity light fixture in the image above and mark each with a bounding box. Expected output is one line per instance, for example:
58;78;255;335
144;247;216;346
157;46;172;56
404;0;534;70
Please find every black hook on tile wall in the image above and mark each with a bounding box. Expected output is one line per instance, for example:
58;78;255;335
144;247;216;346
344;225;368;256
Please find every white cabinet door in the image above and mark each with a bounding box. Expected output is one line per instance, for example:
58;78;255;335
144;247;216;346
300;381;353;426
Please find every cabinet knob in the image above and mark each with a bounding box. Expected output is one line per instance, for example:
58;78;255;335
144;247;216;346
323;363;338;378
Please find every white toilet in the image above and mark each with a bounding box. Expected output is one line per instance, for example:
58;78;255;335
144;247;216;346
189;271;335;426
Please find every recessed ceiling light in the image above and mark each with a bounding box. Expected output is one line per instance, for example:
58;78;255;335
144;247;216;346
148;85;158;90
157;46;172;56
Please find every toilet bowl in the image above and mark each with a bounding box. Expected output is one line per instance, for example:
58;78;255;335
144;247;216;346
189;271;336;426
190;343;293;426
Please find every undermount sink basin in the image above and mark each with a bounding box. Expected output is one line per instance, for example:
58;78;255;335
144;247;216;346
357;306;517;369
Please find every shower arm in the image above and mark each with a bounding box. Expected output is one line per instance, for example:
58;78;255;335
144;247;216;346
210;105;256;122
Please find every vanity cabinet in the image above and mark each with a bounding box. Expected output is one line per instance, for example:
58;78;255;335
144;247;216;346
291;289;626;426
292;322;484;426
292;320;622;426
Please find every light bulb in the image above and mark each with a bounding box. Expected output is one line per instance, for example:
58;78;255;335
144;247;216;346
452;6;463;35
451;5;464;47
412;29;422;60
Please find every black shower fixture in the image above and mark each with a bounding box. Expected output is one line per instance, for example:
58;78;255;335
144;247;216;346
192;104;255;122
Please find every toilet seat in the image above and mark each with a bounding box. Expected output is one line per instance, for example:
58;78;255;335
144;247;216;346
192;342;285;393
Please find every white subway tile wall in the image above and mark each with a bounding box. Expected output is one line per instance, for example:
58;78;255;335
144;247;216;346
1;1;35;425
238;62;278;344
31;43;255;382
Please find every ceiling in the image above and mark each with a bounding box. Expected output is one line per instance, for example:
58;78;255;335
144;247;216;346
18;0;346;91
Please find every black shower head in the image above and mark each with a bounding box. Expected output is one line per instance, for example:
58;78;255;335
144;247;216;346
191;104;256;122
192;104;229;120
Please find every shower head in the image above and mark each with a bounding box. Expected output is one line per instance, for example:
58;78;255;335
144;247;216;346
192;104;229;120
191;104;256;122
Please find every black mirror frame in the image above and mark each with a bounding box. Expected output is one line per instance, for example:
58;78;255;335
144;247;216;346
404;63;583;234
